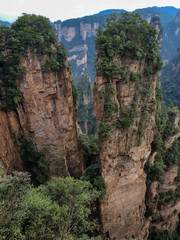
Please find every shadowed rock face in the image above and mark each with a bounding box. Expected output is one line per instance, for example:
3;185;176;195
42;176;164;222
53;21;99;72
146;111;180;233
94;58;157;239
53;16;107;80
0;48;84;178
148;165;180;232
150;16;163;49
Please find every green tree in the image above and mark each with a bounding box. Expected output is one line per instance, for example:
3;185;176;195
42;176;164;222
37;177;100;239
95;12;162;80
0;14;67;111
0;172;31;239
0;174;100;240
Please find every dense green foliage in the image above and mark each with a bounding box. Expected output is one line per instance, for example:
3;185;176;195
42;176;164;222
10;14;57;54
0;173;101;240
19;136;49;186
95;12;162;79
145;95;180;185
0;14;67;111
94;12;162;142
144;133;166;184
165;138;180;166
56;7;174;82
77;74;97;135
98;122;112;140
81;164;106;199
148;229;180;240
144;85;180;234
79;134;100;166
79;134;106;199
0;172;32;239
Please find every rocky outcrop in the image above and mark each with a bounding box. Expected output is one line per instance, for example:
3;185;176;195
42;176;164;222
93;11;166;239
148;165;180;232
146;110;180;234
0;48;84;178
94;58;157;239
53;15;107;80
77;74;97;135
0;111;23;176
175;11;180;23
150;16;163;49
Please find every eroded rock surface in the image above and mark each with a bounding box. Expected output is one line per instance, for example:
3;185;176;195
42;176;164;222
0;49;84;177
94;58;157;239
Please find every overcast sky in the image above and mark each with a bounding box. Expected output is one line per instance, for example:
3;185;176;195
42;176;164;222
1;0;180;22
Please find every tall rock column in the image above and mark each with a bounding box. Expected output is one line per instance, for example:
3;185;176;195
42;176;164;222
94;13;162;239
0;15;84;178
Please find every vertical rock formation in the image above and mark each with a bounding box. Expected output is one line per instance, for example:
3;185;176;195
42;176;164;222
150;16;163;49
53;15;107;81
146;108;180;236
0;15;84;178
161;46;180;109
94;13;162;239
77;74;97;135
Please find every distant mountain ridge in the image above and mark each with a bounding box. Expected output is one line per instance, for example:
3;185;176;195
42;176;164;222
1;6;180;81
0;20;11;27
52;6;180;81
95;9;126;15
96;6;180;17
152;6;180;16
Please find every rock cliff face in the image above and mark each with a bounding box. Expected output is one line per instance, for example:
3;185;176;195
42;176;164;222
150;16;163;49
0;48;84;178
161;10;180;66
93;13;165;239
146;110;180;234
148;165;180;231
0;111;23;175
77;74;97;135
52;8;177;81
53;16;107;81
94;58;157;239
161;46;180;109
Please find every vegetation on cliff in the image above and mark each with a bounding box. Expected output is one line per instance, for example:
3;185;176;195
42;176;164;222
1;10;180;240
144;85;180;238
0;14;104;240
94;11;180;239
94;12;162;142
0;14;67;111
95;12;162;80
19;136;49;186
77;74;97;135
161;48;180;109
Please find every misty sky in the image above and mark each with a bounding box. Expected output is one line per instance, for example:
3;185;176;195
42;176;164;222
1;0;180;22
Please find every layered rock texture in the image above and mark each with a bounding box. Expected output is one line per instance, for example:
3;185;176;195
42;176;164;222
0;50;83;177
161;46;180;109
93;13;174;239
150;16;163;49
53;15;107;81
77;74;97;135
0;15;83;178
94;60;157;240
146;110;180;235
52;8;180;82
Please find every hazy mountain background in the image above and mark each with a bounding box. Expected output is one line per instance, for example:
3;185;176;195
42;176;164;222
1;6;180;133
1;7;180;80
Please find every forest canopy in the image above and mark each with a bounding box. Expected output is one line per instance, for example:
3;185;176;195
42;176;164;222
95;12;162;79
